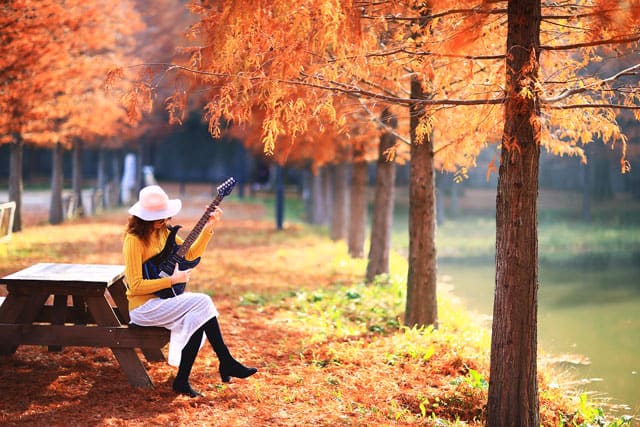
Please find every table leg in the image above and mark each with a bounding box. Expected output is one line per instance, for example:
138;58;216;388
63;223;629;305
48;295;67;352
107;279;166;363
140;347;165;362
107;278;130;324
72;296;88;324
0;292;48;355
84;294;155;388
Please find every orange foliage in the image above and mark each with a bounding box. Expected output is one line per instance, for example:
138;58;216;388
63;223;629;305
0;0;145;149
103;0;640;176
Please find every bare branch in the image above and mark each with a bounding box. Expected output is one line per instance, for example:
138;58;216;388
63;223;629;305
542;62;640;103
132;60;640;111
542;5;640;21
541;35;640;51
356;98;411;145
360;5;507;22
363;47;504;61
546;103;640;110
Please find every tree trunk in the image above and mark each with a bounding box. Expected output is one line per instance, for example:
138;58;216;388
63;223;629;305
8;136;23;232
136;143;144;192
348;155;368;258
582;150;591;223
404;79;437;327
321;166;332;226
97;147;107;209
71;139;85;217
111;151;122;208
329;162;349;241
366;109;397;282
450;180;459;219
591;142;613;201
309;168;326;225
275;164;285;230
436;175;445;226
49;143;65;225
487;0;541;425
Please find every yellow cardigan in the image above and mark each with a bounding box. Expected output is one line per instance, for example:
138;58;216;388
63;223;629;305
123;226;214;311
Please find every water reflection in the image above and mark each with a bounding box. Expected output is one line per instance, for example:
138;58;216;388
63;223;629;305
438;259;640;417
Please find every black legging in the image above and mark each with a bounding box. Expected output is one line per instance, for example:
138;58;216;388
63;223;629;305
175;317;229;384
173;316;256;394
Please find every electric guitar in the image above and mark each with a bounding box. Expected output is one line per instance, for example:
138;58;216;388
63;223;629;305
143;177;236;299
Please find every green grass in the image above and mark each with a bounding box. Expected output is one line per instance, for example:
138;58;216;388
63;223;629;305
242;192;309;224
391;208;640;267
247;188;640;267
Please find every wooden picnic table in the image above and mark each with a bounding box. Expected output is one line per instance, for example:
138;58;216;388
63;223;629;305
0;262;169;388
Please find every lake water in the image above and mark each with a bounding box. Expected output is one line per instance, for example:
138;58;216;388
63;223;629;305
438;259;640;417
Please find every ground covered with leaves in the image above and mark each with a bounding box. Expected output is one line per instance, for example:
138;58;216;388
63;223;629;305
0;189;602;426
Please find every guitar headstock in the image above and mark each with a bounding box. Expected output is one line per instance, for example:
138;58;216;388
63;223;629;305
216;177;237;197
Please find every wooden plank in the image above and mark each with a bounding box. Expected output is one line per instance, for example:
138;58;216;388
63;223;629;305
6;283;107;297
1;263;124;288
0;324;169;349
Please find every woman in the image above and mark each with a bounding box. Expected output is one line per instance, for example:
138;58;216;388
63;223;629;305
123;185;257;397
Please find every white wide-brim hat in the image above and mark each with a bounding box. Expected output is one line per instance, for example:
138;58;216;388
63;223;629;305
128;185;182;221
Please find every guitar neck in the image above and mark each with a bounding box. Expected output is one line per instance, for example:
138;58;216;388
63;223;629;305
176;195;223;257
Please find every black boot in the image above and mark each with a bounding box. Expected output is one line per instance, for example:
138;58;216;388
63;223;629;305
172;327;204;397
203;317;258;383
218;359;259;383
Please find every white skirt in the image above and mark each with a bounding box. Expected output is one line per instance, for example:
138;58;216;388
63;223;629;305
129;292;219;367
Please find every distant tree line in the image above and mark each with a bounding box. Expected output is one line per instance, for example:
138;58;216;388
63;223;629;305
2;121;637;201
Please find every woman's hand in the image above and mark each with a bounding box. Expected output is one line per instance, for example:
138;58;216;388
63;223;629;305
170;263;192;285
204;206;223;233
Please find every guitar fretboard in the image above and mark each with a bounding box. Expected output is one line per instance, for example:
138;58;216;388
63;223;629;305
176;195;223;258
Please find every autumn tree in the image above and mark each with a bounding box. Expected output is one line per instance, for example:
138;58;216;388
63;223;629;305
428;0;639;423
0;0;144;228
116;2;639;424
365;107;398;280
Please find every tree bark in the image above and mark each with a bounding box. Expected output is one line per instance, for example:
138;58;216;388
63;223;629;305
71;139;85;217
97;147;107;209
275;164;285;230
49;142;65;225
404;79;437;327
348;154;368;258
366;109;397;282
329;162;349;241
582;146;591;223
309;167;327;225
487;0;541;425
111;151;122;208
591;142;613;201
321;166;332;226
8;136;23;232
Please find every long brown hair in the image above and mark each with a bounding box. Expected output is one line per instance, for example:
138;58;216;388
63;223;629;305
125;215;159;245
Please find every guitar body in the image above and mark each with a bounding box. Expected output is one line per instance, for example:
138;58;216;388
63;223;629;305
143;225;201;299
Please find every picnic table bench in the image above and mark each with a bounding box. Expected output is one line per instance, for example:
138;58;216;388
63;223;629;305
0;263;170;388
